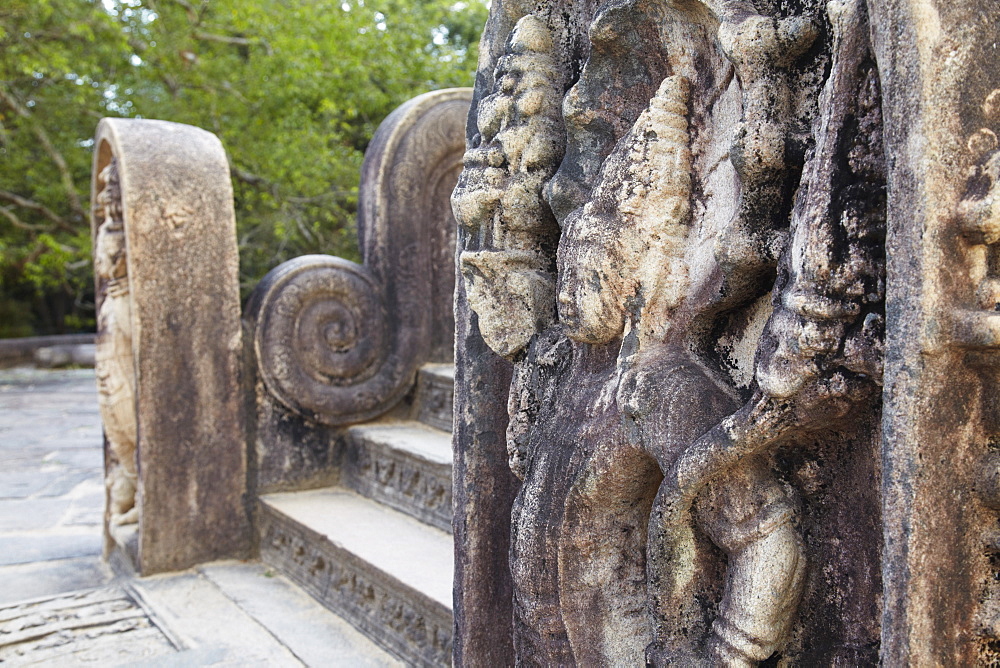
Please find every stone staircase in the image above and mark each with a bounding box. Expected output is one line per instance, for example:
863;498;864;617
258;363;455;667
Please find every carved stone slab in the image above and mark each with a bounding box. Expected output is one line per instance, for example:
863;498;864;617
873;2;1000;664
0;586;175;663
92;118;250;575
414;364;455;433
343;421;453;533
449;0;968;664
259;490;453;667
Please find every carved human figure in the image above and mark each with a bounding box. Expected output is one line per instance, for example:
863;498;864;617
641;3;885;664
554;75;806;666
456;0;885;664
94;159;138;526
454;15;565;358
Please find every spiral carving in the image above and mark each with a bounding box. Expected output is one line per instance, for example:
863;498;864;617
252;255;395;425
250;88;472;426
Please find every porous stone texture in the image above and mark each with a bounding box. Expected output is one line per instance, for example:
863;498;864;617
872;1;1000;664
452;0;1000;665
92;118;250;575
245;89;471;492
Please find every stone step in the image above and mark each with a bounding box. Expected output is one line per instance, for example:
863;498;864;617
413;364;454;432
344;420;453;533
259;487;453;668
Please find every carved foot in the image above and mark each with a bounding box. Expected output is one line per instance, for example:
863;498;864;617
112;507;139;526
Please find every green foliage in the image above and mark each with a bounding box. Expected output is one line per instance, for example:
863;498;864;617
0;0;486;334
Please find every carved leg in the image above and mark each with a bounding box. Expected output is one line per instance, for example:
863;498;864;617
708;520;805;666
644;389;819;666
701;461;805;666
646;455;803;667
645;482;706;666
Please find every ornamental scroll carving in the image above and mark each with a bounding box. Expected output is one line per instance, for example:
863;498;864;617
454;0;886;664
249;88;472;426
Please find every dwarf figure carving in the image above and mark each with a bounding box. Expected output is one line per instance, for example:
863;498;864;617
94;159;139;526
454;15;565;359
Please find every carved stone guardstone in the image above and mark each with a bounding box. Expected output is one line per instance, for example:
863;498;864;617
92;118;250;575
453;0;1000;665
243;89;470;666
245;88;472;491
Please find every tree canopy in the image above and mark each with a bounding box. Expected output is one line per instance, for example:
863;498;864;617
0;0;485;336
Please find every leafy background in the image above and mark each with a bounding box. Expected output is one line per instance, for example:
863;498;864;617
0;0;486;336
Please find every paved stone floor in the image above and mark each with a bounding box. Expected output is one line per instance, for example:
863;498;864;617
0;368;399;667
0;368;109;605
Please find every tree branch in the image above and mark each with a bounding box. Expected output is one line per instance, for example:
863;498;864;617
0;87;88;225
165;0;199;24
193;31;273;55
0;206;45;232
0;190;74;232
231;165;281;199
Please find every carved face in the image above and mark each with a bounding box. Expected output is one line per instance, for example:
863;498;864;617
95;223;128;280
556;205;629;344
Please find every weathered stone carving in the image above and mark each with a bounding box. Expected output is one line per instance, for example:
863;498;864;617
455;0;891;664
249;89;472;429
94;159;138;527
454;17;564;359
950;86;1000;653
645;4;885;662
92;118;250;575
953;89;1000;351
245;89;470;496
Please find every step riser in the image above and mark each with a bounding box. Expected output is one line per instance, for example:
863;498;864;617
259;503;452;667
414;367;454;432
343;431;453;533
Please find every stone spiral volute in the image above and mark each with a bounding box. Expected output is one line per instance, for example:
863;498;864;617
249;88;473;426
251;255;394;424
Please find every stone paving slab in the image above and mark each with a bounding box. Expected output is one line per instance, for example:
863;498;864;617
0;585;173;666
0;368;408;666
201;561;403;668
0;532;103;567
0;561;403;667
0;368;104;575
0;557;113;606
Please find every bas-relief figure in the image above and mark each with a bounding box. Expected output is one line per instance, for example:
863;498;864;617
94;159;139;527
454;0;886;664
